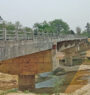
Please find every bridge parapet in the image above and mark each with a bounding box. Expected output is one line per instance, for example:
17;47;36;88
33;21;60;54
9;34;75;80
0;29;87;41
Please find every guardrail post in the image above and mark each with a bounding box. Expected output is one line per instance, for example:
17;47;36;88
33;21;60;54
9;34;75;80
4;28;7;40
32;31;34;40
16;29;18;40
23;30;27;40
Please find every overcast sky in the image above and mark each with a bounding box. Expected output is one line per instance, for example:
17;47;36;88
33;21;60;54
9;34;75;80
0;0;90;31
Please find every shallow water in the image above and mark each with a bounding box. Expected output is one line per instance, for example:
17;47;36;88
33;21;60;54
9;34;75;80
36;72;67;88
36;69;90;92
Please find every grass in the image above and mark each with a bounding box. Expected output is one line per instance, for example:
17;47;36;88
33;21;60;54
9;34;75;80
23;90;30;94
54;77;65;95
0;88;18;95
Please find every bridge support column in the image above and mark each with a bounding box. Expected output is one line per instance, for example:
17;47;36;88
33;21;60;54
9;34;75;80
52;43;59;70
65;56;73;66
18;75;35;91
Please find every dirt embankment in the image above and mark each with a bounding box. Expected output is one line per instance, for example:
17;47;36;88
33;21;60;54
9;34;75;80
0;73;18;90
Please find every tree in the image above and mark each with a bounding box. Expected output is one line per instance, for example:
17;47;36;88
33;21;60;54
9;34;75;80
76;27;81;35
33;21;51;32
49;19;70;34
33;19;70;34
68;30;75;35
15;21;22;30
82;30;88;37
6;22;15;30
24;27;33;32
0;16;3;24
0;19;33;34
86;23;90;37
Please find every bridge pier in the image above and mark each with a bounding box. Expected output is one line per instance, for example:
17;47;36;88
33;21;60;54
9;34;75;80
65;56;73;66
52;43;60;70
18;75;35;91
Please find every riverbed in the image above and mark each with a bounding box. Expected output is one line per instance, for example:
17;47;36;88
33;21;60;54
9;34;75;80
0;59;90;95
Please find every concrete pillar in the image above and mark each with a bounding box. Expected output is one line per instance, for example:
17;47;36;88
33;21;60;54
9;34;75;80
65;56;73;66
4;28;7;40
32;31;34;40
24;30;27;40
18;75;35;91
16;30;18;40
52;42;59;70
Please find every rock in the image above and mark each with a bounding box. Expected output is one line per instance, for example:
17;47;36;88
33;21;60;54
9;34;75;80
39;72;52;78
53;67;65;75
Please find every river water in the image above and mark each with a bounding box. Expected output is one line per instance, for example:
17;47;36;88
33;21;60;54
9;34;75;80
35;68;90;93
36;72;71;88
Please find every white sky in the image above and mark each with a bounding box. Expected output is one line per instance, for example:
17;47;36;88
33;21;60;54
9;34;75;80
0;0;90;31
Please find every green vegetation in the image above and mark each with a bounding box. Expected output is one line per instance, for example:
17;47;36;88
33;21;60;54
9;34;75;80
76;23;90;38
53;76;65;95
0;19;72;35
33;19;71;34
41;94;50;95
0;88;18;95
0;18;90;37
0;21;33;34
23;90;30;93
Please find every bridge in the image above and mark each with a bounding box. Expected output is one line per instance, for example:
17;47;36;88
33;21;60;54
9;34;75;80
0;29;89;91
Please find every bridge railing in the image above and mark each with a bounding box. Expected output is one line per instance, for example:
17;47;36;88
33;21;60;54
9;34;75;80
0;29;87;41
0;29;34;40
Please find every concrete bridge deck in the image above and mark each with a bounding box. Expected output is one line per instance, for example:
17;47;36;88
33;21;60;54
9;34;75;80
0;30;87;61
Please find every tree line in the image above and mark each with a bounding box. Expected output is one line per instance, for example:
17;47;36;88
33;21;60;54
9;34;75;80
77;23;90;38
0;19;90;37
